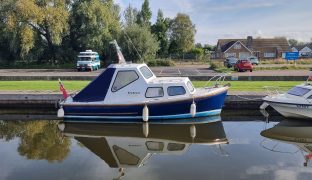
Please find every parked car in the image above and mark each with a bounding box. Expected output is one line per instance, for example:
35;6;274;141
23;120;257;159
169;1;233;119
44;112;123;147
234;60;253;72
248;56;259;65
224;57;238;68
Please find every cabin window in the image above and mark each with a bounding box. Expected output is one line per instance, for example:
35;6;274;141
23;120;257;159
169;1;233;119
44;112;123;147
140;66;154;79
287;87;310;96
187;81;195;92
167;143;185;151
111;70;139;92
145;87;164;98
146;141;164;151
167;86;186;96
113;145;139;165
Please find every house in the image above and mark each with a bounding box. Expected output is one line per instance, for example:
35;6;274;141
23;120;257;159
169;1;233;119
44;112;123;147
291;44;312;57
214;36;290;59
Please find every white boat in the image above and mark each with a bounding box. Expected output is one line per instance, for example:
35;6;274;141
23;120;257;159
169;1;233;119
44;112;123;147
260;78;312;119
57;41;230;122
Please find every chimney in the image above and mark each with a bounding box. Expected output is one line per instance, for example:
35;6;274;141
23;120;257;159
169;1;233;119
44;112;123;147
247;36;253;49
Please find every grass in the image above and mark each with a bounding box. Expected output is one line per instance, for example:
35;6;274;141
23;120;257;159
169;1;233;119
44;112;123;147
193;81;301;92
0;81;90;91
260;58;312;65
0;80;303;92
254;66;309;70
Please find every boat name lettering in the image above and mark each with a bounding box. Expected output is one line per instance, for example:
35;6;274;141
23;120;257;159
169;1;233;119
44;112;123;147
297;104;309;108
128;91;140;95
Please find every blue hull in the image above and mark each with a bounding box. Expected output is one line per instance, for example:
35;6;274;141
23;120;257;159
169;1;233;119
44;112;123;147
63;90;227;122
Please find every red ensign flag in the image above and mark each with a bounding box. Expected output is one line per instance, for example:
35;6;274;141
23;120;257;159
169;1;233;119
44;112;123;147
59;79;69;99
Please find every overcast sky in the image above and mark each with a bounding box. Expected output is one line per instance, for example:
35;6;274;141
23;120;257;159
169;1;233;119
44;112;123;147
116;0;312;45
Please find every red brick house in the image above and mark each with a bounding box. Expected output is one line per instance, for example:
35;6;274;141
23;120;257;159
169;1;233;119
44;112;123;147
214;36;290;59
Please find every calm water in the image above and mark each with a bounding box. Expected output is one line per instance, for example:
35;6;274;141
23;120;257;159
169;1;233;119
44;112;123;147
1;112;312;180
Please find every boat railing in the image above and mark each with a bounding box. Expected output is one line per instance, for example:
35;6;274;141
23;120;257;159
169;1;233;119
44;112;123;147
204;73;230;89
260;139;300;154
263;86;282;96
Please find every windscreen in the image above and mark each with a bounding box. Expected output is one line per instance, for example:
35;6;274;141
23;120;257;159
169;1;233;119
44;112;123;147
287;86;310;96
79;57;92;61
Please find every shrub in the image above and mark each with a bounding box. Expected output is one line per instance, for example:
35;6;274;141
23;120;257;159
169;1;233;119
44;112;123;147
147;59;175;67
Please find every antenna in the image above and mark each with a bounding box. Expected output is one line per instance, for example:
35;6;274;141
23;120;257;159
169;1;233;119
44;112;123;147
121;25;144;63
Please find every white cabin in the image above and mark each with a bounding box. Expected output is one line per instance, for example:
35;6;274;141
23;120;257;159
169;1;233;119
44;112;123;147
104;63;195;104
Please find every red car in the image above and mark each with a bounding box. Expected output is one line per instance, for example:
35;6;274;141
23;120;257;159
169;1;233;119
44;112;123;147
234;60;253;72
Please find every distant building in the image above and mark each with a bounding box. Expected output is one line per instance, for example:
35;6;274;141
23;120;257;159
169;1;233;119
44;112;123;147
214;36;290;59
291;44;312;57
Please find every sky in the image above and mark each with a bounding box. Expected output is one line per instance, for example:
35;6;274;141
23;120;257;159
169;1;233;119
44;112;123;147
115;0;312;45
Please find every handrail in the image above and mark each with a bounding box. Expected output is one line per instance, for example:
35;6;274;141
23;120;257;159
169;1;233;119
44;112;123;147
263;86;282;96
204;73;231;88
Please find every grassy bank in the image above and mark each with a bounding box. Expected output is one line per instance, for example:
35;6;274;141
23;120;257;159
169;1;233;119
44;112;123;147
0;81;302;92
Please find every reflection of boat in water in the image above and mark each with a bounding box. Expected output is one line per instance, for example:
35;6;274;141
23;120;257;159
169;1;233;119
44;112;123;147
261;120;312;166
58;116;228;170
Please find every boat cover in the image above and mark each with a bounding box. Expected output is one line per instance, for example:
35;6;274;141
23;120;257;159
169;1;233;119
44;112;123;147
73;68;116;102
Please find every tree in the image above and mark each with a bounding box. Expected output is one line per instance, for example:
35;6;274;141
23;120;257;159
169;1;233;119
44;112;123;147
151;9;170;57
136;0;152;27
6;0;69;61
169;13;196;54
195;43;203;48
203;44;215;51
69;0;121;55
119;24;159;62
124;4;138;27
288;39;298;47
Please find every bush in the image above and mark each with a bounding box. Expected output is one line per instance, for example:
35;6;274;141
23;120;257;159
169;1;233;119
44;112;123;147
209;60;233;73
147;59;175;67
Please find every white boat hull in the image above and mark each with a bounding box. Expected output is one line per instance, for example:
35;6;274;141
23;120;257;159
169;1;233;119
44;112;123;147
266;101;312;119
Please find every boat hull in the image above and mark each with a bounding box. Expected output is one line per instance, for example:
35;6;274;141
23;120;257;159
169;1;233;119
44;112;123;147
265;101;312;119
62;89;228;122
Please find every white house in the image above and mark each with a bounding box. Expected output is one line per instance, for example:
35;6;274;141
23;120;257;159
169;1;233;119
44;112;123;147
292;44;312;57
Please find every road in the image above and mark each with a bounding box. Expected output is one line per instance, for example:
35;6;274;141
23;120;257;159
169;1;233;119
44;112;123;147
0;67;309;77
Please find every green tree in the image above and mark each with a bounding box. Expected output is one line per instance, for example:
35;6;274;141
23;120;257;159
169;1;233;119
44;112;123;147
69;0;121;55
169;13;196;54
190;48;204;61
151;9;170;57
5;0;69;61
136;0;152;27
288;39;298;47
119;24;159;62
124;4;138;27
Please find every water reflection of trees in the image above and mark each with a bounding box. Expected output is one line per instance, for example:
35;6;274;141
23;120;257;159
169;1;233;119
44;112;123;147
0;120;70;162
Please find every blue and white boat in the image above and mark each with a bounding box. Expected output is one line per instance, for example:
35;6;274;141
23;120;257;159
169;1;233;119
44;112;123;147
57;41;229;122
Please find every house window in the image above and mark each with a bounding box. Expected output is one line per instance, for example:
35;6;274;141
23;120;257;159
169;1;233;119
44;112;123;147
264;52;276;58
145;87;164;98
225;53;236;58
234;43;241;49
111;71;139;92
167;86;186;96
